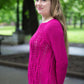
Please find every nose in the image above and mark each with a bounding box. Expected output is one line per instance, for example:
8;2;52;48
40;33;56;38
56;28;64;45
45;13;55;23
37;0;42;5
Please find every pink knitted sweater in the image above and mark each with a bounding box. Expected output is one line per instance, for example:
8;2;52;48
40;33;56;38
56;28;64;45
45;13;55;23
28;18;68;84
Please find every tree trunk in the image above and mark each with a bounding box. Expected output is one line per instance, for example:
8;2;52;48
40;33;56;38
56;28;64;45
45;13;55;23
16;0;20;32
22;0;39;35
80;16;82;29
74;16;76;28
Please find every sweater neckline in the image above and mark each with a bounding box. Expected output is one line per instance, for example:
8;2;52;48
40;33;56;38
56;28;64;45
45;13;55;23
41;18;55;24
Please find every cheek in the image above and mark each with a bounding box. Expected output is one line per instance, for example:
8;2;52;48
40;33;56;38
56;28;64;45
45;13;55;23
35;2;37;8
48;4;51;11
45;5;51;12
45;3;51;10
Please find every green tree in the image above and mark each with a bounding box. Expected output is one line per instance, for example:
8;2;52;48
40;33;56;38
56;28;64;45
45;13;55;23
0;0;23;23
22;0;39;35
0;0;16;10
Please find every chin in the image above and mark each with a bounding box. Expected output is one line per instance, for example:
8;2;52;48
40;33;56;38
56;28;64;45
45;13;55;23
38;12;43;15
38;11;47;16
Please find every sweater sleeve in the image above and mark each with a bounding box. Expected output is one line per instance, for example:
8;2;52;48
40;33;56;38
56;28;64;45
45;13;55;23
46;21;68;84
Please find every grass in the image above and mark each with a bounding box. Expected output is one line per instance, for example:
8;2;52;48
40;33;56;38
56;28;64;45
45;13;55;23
67;25;84;43
0;25;84;43
67;29;84;43
0;26;15;35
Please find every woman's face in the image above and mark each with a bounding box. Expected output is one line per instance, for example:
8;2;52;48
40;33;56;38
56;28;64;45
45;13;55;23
35;0;51;16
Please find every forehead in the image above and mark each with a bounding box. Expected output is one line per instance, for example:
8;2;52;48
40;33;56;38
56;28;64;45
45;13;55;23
35;0;50;1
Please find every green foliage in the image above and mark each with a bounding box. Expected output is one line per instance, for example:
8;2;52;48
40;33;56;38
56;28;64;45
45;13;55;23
0;9;16;24
60;0;84;17
0;0;16;10
0;0;23;10
0;0;23;24
25;10;30;19
0;0;84;26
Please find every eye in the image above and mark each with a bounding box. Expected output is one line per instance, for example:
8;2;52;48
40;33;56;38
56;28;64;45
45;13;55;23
35;0;39;1
35;0;46;1
42;0;46;1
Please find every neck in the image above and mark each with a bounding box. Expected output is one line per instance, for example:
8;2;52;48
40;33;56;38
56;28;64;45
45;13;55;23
42;15;53;23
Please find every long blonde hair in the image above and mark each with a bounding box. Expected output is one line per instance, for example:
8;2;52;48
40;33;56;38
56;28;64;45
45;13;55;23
50;0;69;57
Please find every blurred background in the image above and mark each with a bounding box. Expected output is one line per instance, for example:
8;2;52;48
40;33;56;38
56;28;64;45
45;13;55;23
0;0;84;84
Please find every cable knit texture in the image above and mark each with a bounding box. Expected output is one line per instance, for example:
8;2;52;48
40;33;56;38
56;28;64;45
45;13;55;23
28;18;68;84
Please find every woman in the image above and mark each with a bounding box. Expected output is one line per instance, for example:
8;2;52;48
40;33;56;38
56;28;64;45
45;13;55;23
28;0;68;84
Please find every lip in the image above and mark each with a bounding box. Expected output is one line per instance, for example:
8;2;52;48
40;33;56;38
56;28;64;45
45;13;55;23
37;8;43;10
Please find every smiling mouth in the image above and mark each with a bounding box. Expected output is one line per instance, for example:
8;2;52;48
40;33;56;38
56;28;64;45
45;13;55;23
37;8;43;10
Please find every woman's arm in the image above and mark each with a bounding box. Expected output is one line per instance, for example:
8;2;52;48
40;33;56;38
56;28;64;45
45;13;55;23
46;21;68;84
